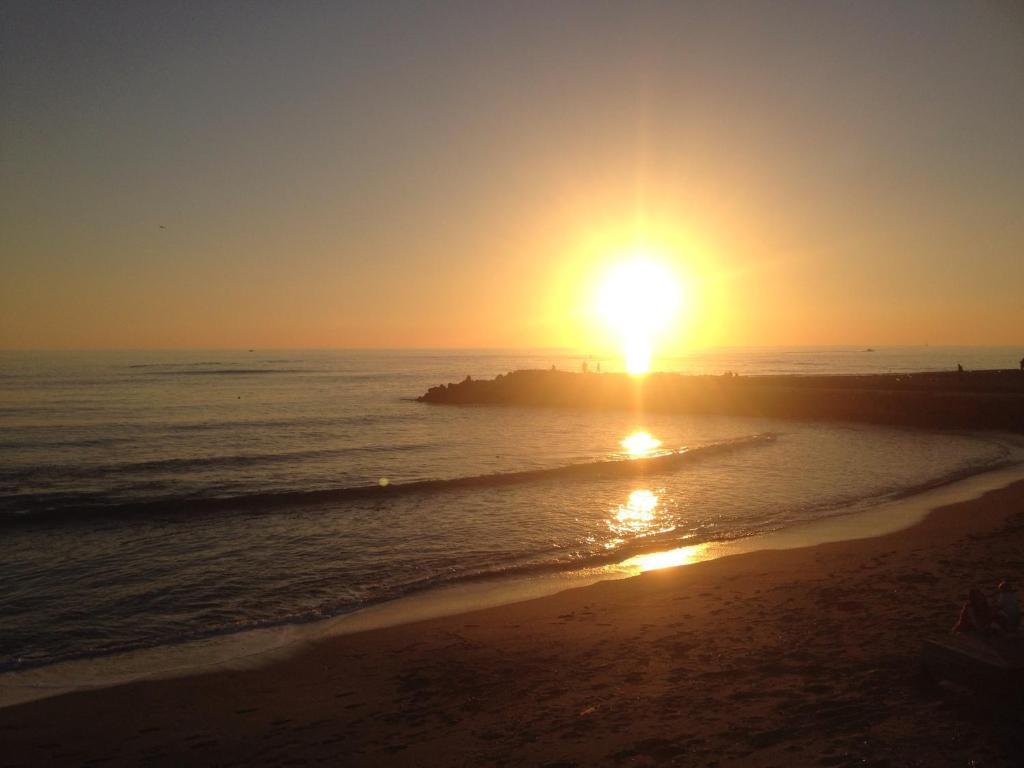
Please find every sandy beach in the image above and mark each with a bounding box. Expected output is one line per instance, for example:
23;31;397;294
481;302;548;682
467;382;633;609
2;478;1022;767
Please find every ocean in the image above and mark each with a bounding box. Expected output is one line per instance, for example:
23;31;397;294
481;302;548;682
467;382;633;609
1;346;1022;673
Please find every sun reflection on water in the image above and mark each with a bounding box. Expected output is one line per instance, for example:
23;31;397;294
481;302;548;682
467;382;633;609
607;486;680;544
620;430;662;456
622;543;708;573
609;488;659;536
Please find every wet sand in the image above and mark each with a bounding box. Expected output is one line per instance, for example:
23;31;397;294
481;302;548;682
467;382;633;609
3;481;1024;767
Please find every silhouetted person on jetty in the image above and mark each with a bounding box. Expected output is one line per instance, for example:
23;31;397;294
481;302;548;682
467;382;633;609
957;363;964;373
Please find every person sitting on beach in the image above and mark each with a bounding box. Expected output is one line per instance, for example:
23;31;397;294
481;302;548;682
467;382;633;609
953;588;995;633
994;581;1020;632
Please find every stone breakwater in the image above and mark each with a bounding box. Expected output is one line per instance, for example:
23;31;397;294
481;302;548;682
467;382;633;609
419;369;1024;432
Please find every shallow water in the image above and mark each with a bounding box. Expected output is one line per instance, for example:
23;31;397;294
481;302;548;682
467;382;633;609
1;347;1020;670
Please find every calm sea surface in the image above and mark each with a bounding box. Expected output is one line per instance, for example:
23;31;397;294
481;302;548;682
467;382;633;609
1;347;1022;670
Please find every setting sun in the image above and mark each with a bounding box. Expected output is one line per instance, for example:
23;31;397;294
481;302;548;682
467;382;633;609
595;256;684;374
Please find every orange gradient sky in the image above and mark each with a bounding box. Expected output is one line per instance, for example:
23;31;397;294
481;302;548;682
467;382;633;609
2;3;1022;351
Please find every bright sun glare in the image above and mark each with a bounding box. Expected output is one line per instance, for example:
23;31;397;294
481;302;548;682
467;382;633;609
620;430;662;456
595;255;682;374
623;544;708;573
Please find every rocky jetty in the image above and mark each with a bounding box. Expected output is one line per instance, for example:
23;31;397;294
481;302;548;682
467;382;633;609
418;369;1024;432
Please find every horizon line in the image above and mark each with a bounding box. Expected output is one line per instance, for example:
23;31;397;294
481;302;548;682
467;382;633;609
2;343;1023;354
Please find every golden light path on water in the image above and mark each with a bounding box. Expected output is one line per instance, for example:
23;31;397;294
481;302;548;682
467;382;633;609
605;429;691;562
620;430;662;456
608;488;659;536
620;543;709;573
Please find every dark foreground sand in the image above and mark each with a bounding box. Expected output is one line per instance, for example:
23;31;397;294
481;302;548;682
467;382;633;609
3;482;1024;767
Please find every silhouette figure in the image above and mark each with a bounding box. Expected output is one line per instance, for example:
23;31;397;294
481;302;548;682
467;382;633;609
957;363;964;373
1019;356;1023;371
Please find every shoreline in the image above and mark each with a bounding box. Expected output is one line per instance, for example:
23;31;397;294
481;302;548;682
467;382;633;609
5;473;1024;765
3;457;1023;712
0;462;1019;765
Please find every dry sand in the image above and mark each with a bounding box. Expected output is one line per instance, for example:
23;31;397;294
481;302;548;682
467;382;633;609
2;481;1024;767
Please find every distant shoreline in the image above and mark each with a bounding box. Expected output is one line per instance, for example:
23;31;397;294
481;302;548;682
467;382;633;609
419;368;1024;432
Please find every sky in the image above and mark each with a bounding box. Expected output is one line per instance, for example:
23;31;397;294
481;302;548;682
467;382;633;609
2;1;1022;351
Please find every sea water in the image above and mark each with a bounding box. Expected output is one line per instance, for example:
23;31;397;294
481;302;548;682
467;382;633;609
1;347;1021;671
